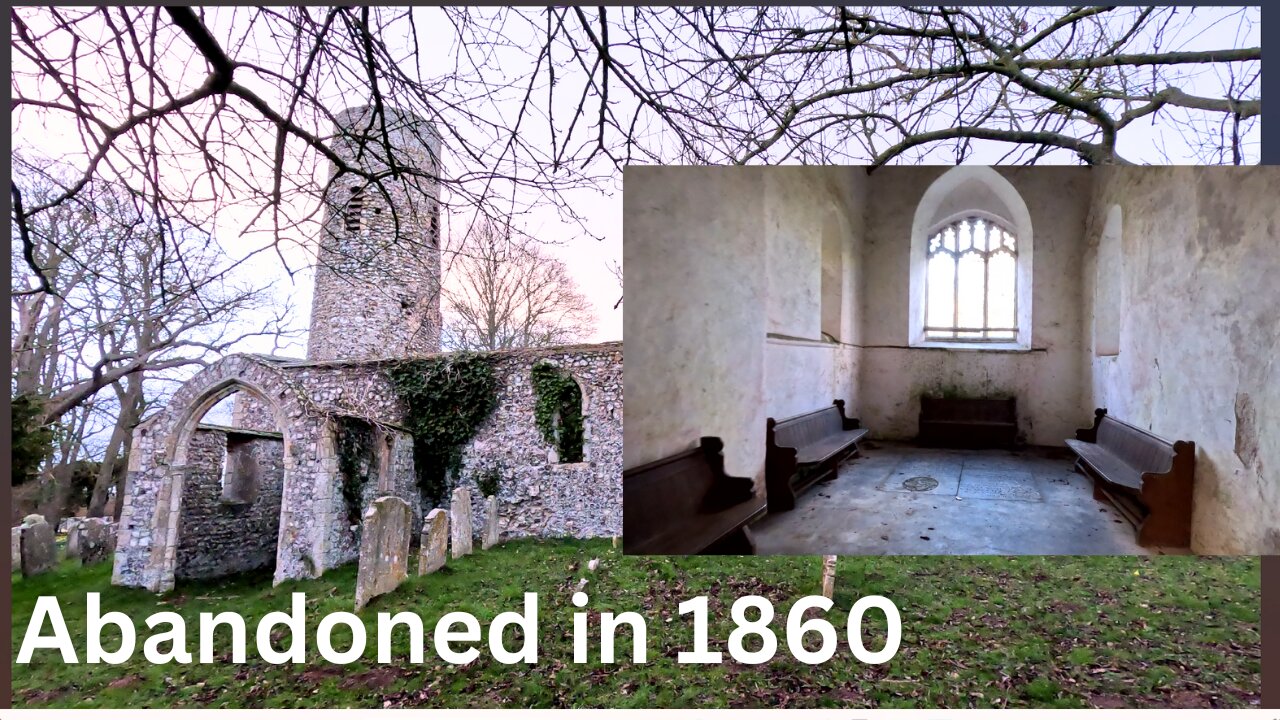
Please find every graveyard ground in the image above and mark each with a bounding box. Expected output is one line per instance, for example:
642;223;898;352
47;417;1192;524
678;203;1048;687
10;539;1262;709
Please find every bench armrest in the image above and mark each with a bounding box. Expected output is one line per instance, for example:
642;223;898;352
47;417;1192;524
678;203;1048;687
1075;407;1107;442
833;398;861;431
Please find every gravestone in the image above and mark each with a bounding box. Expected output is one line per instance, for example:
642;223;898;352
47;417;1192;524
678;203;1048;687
65;518;86;559
10;527;21;569
79;518;116;565
417;509;448;576
21;517;56;577
482;495;500;550
354;496;412;611
450;487;473;559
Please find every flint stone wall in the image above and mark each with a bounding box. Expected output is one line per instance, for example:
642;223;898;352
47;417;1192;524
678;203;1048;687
281;343;623;542
174;428;285;580
114;342;621;593
230;392;279;434
453;343;623;540
113;356;335;592
323;423;421;570
308;106;443;363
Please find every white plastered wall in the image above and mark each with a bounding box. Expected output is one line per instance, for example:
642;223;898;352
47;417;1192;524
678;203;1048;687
859;167;1091;446
623;166;867;487
1080;166;1280;554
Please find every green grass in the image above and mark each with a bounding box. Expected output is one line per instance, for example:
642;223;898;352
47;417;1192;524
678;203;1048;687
11;541;1261;709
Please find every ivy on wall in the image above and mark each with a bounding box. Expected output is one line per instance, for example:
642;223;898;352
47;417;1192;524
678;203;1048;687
531;362;584;463
334;415;378;525
387;354;498;507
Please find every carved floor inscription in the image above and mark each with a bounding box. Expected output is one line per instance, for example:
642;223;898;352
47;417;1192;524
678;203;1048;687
957;470;1042;503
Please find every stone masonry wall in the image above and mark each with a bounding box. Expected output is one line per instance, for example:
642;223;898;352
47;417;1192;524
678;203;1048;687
321;423;421;569
115;344;623;594
307;106;443;362
453;343;623;540
230;390;280;433
175;428;285;580
280;343;623;543
114;355;332;592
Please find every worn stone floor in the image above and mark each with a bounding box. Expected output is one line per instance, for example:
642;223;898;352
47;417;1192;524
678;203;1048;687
752;440;1167;555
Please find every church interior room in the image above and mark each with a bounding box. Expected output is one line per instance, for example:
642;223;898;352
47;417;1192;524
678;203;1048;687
622;165;1277;557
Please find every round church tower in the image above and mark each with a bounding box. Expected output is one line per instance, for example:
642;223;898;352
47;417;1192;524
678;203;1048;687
306;105;443;362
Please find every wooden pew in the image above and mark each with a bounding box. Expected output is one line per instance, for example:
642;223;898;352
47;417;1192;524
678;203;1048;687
918;396;1018;449
623;437;766;555
1065;408;1195;547
765;399;868;513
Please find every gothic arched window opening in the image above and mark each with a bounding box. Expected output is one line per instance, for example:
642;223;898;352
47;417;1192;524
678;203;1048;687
531;362;586;464
925;214;1018;342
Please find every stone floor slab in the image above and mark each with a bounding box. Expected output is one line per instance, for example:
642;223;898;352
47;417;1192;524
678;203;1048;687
957;469;1042;503
752;441;1148;556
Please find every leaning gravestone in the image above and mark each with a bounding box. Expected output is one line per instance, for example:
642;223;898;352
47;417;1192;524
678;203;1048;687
11;527;21;569
417;509;449;576
79;518;116;565
20;516;56;577
354;496;412;611
450;487;473;559
482;495;501;550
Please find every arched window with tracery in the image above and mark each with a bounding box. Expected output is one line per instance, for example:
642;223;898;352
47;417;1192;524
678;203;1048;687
925;213;1018;342
909;166;1033;350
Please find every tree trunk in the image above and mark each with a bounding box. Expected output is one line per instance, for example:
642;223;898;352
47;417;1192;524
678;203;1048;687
39;459;74;528
87;421;128;517
89;377;143;517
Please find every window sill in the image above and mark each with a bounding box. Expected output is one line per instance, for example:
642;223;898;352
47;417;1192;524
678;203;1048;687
909;341;1033;352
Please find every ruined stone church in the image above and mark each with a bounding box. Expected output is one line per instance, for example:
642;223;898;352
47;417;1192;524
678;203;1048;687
113;107;622;592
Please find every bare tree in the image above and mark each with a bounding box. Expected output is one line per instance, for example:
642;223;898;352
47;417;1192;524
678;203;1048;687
84;376;145;519
10;157;290;522
442;218;595;352
608;260;623;310
10;7;1260;289
488;6;1259;166
10;6;610;296
12;157;291;424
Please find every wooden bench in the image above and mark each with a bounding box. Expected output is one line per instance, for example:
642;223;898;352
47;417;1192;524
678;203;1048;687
919;396;1017;448
1065;408;1195;547
765;399;868;513
623;436;766;554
